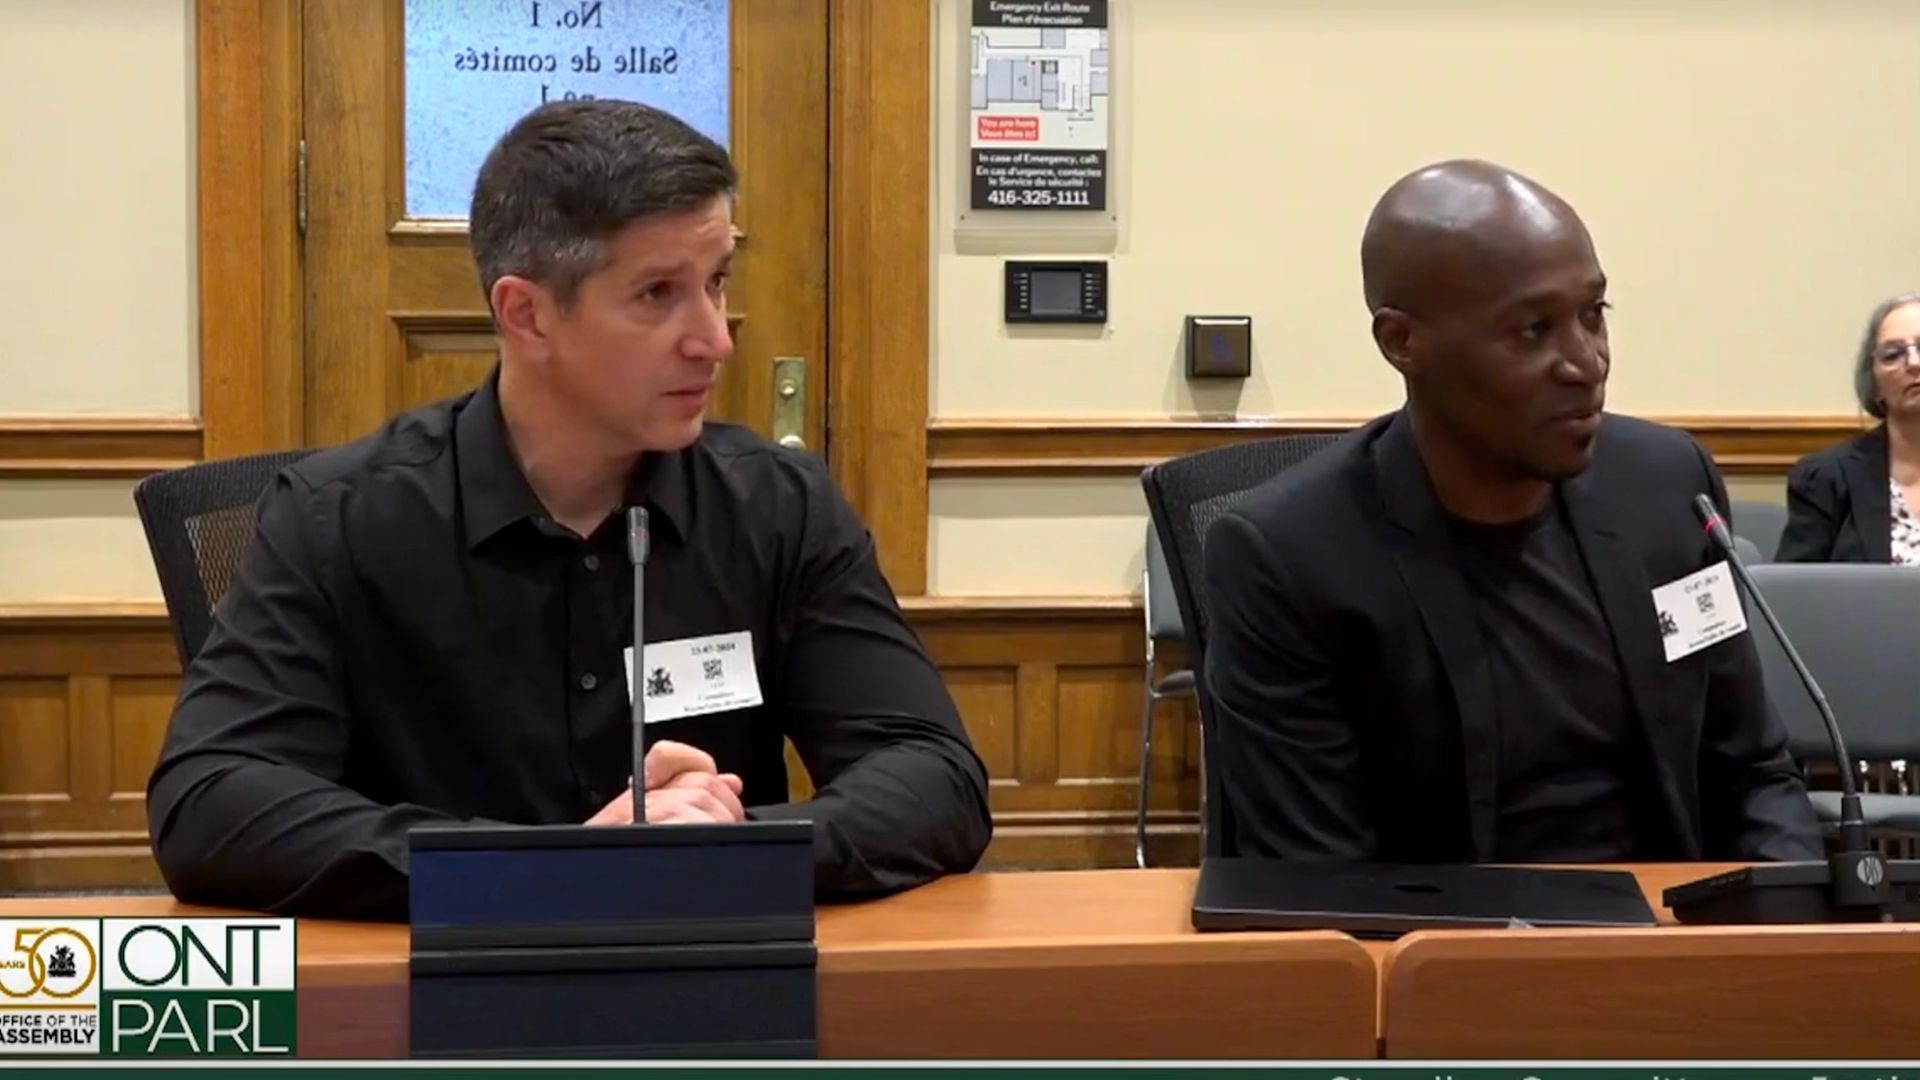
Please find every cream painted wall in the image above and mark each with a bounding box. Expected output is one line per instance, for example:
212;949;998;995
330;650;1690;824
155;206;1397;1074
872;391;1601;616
928;476;1152;596
927;473;1794;597
0;0;197;417
1728;477;1789;507
929;0;1914;595
0;481;164;602
0;0;194;601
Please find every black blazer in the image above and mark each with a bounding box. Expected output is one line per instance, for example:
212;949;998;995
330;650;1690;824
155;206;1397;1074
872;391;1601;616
1777;425;1891;564
1201;411;1820;864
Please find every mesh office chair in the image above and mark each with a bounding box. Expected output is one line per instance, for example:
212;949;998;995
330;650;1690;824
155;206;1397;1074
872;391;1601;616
1746;563;1920;836
1136;523;1197;868
133;450;316;668
1730;499;1789;563
1140;433;1344;858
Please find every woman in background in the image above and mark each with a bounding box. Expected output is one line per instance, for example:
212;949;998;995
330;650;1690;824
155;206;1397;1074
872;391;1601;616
1778;293;1920;563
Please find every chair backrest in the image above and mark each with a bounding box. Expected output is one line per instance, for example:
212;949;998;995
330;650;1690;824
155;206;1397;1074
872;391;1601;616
133;450;317;668
1143;522;1185;643
1732;534;1764;567
1730;499;1789;562
1141;434;1344;661
1140;433;1344;856
1745;563;1920;764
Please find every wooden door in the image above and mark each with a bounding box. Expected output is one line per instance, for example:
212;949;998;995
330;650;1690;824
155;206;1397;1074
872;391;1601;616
302;0;828;453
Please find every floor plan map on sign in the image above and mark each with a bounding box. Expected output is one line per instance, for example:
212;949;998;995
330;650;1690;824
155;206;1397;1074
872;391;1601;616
969;0;1109;211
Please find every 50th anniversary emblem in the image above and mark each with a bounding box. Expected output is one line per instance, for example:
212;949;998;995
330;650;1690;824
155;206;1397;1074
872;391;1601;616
0;921;97;1052
0;918;295;1057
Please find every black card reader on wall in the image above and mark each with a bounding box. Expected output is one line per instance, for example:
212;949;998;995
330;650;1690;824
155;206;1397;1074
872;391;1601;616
1185;316;1252;379
1005;260;1107;325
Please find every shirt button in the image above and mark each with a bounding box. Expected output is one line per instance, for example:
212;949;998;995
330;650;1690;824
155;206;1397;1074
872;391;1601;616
579;672;599;691
583;554;601;571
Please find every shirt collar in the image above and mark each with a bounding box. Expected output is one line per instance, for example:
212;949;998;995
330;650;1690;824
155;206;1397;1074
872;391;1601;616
456;368;694;550
456;372;545;550
624;437;693;547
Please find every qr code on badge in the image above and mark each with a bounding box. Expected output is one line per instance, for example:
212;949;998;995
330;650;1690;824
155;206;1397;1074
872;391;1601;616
702;659;724;681
1695;592;1716;614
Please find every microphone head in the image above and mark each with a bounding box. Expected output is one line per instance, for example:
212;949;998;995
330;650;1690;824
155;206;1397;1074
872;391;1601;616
1691;493;1720;528
1692;493;1734;550
626;506;650;566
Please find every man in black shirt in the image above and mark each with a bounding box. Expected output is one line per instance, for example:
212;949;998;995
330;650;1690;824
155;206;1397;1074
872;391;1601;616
148;101;991;918
1201;160;1819;863
1447;508;1652;861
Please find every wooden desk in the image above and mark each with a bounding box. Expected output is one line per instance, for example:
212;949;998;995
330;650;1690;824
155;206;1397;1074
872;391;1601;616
1381;864;1920;1058
24;864;1917;1059
0;869;1378;1060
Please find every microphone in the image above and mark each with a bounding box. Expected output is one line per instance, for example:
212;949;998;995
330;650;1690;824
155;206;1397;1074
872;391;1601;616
628;506;650;824
1667;495;1897;921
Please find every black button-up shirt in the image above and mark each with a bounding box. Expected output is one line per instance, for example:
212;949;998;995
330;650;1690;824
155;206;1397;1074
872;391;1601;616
148;375;991;919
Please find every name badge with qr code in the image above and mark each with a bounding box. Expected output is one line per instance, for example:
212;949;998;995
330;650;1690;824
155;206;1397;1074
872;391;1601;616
622;631;764;723
1650;562;1748;663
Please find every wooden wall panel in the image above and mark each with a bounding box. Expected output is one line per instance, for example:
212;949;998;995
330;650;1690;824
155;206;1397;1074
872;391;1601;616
393;313;500;415
0;680;70;799
0;419;202;478
1057;664;1143;791
68;678;114;814
828;0;932;594
0;671;170;892
0;601;1195;891
907;600;1201;870
0;608;177;892
945;668;1017;780
198;0;303;459
110;678;182;801
1013;664;1058;788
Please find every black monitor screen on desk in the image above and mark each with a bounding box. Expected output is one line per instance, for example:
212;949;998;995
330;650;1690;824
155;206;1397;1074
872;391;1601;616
1029;269;1082;317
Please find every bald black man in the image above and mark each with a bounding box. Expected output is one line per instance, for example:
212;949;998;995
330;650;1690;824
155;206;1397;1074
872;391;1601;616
1201;161;1819;865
